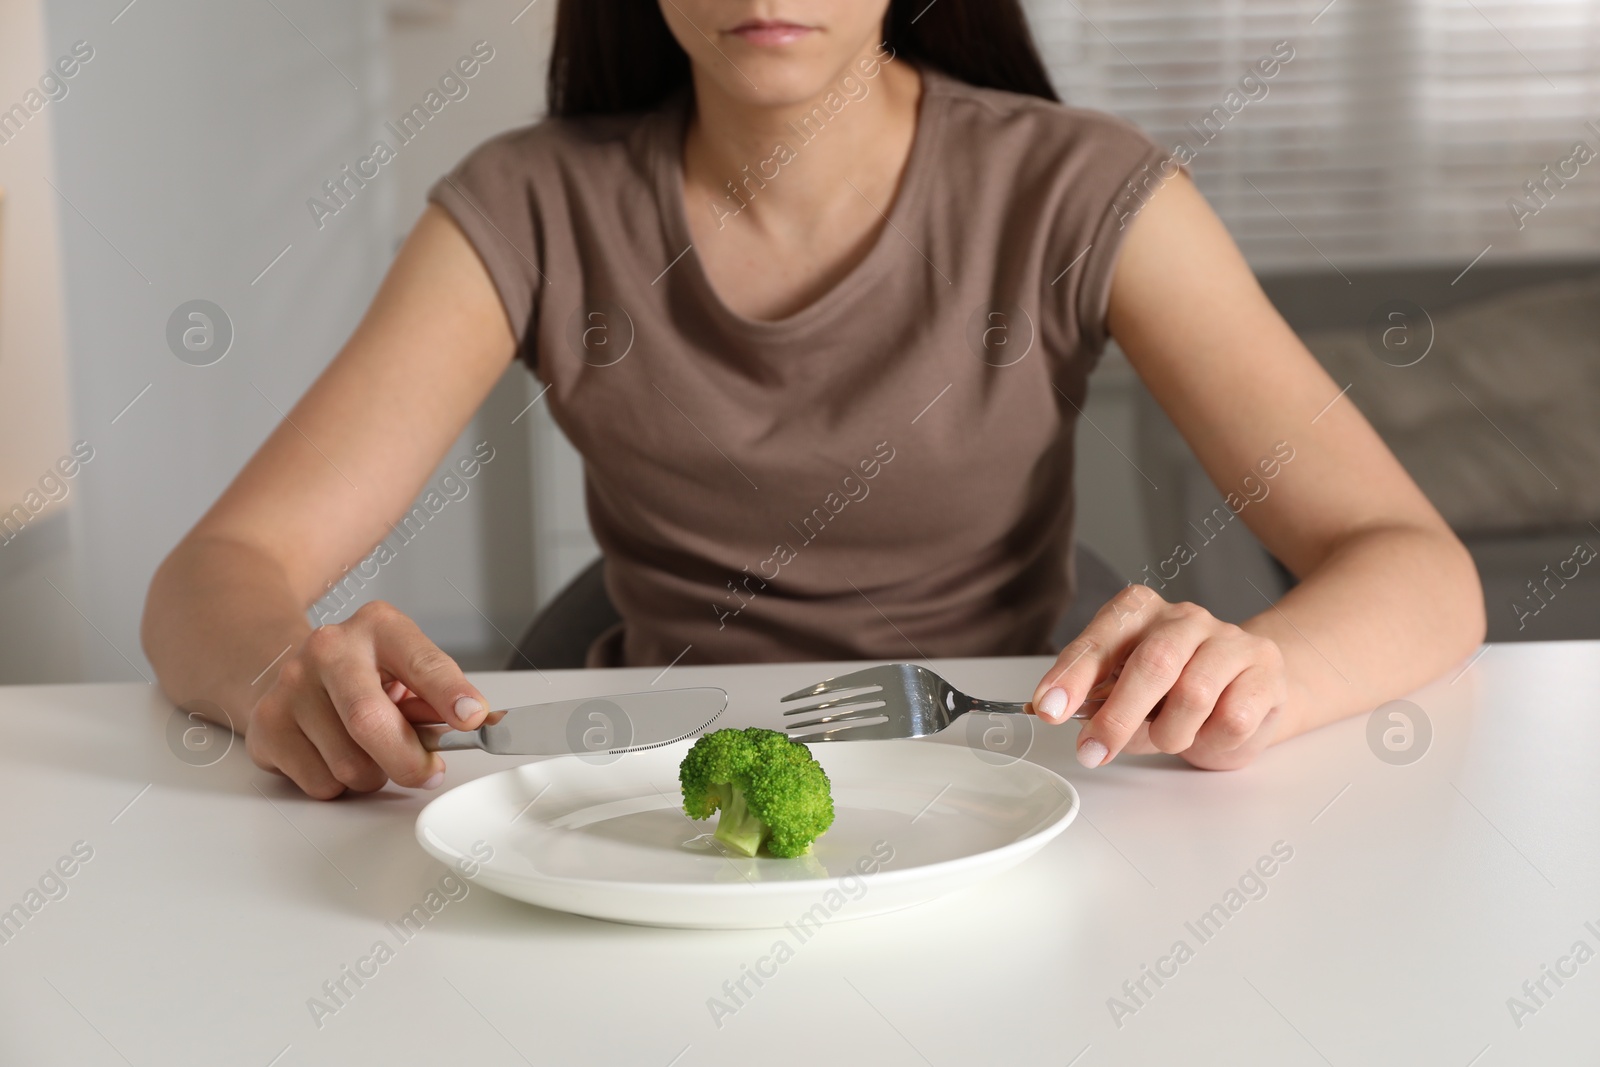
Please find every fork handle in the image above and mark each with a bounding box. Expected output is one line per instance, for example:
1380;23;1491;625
960;696;1162;722
962;698;1031;717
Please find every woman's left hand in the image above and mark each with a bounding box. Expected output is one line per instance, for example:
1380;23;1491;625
1031;584;1290;770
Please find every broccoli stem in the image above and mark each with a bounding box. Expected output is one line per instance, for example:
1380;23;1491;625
713;784;768;857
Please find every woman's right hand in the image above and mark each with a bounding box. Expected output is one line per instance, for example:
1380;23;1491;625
246;600;491;799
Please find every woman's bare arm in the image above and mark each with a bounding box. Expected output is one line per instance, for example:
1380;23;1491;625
1033;172;1485;768
142;204;519;796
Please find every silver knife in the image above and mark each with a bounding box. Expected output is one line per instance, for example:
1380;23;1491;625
420;687;726;755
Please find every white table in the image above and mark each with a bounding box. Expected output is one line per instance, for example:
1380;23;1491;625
1;643;1596;1066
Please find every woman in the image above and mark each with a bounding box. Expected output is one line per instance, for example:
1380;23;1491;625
142;0;1485;799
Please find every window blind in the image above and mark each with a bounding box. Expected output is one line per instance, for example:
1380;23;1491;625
1023;0;1600;271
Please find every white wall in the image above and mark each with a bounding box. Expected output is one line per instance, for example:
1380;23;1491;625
387;0;601;635
33;0;560;681
0;3;73;502
342;0;558;667
0;0;85;682
37;0;388;682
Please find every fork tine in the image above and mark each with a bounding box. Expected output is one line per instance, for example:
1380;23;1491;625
780;694;886;717
783;708;888;731
787;719;902;743
779;665;889;703
780;684;883;710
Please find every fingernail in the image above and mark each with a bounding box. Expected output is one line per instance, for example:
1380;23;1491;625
422;770;445;790
1039;687;1068;721
1077;737;1108;769
454;696;484;724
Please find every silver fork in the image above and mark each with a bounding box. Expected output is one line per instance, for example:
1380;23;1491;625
780;662;1161;743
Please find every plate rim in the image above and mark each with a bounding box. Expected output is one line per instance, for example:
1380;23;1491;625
415;740;1080;898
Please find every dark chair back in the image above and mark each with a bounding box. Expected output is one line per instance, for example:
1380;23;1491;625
504;558;620;671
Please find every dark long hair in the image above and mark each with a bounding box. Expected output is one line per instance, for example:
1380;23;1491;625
547;0;1059;117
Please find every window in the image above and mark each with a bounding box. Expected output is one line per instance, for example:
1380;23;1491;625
1026;0;1600;270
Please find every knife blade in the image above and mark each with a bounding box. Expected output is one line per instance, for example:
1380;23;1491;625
419;687;726;756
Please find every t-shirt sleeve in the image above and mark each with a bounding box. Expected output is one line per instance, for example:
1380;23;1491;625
427;130;544;356
1059;116;1178;357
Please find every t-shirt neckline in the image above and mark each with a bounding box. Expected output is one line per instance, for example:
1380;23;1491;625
649;62;947;337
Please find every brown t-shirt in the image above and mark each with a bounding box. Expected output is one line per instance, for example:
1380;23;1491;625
428;64;1166;668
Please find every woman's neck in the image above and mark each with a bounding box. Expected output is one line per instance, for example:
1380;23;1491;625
681;46;924;238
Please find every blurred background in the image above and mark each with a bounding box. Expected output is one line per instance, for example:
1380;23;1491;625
1;0;1596;685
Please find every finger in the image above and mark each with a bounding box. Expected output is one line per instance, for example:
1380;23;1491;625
1191;664;1282;754
295;691;390;793
1080;614;1209;766
1146;635;1256;754
394;693;506;727
322;665;445;789
363;604;488;730
302;622;445;789
1115;720;1158;755
248;710;346;800
1032;584;1162;723
395;693;451;725
1185;706;1286;770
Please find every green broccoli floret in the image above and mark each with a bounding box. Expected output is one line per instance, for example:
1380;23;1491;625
679;728;834;858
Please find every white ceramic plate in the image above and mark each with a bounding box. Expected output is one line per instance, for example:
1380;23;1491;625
415;738;1079;929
